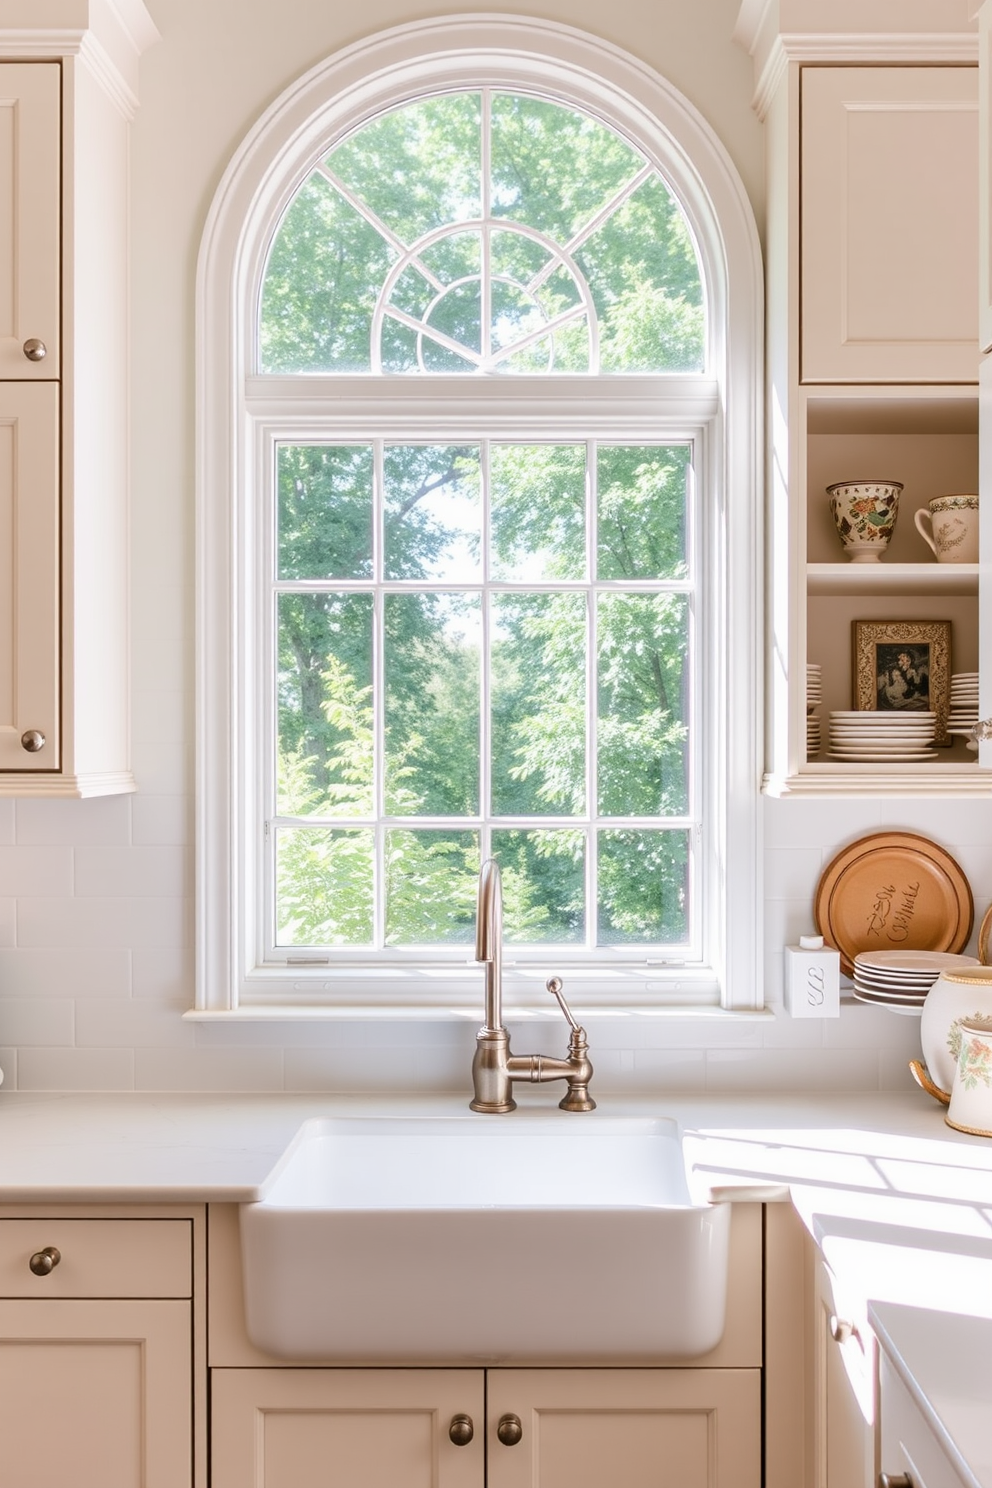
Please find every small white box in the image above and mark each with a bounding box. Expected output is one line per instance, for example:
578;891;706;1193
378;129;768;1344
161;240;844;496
784;936;840;1018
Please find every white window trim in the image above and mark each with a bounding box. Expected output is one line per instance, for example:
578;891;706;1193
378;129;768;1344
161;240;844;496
194;14;764;1017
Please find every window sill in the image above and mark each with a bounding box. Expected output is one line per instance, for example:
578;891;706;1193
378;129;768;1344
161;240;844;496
184;1004;772;1023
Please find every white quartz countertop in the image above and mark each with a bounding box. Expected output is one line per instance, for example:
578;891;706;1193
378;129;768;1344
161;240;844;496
0;1087;988;1206
2;1088;990;1482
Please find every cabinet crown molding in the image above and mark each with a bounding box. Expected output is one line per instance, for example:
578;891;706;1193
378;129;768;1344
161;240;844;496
0;0;159;115
735;0;978;118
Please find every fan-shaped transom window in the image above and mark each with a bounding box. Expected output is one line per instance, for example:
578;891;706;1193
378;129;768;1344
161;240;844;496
259;89;705;375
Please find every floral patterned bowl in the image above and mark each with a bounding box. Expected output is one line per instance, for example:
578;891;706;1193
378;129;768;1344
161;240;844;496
827;479;903;562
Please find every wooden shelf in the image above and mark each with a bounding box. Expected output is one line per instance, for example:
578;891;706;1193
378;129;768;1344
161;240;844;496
806;563;979;597
766;762;992;798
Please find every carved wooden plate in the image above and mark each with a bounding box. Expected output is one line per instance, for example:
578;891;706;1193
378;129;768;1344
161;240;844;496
979;903;992;965
813;831;973;978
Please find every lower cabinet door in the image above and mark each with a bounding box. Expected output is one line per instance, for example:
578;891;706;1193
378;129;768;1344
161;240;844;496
487;1368;761;1488
0;1298;191;1487
211;1367;485;1488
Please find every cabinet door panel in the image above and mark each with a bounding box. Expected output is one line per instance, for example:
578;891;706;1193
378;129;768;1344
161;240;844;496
0;1298;191;1487
212;1368;484;1488
0;63;59;378
487;1368;760;1488
0;383;59;769
802;67;979;383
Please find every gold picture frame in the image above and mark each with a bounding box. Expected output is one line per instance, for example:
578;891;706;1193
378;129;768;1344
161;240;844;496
852;619;951;745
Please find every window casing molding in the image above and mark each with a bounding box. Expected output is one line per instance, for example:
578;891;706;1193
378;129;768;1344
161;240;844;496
194;15;764;1016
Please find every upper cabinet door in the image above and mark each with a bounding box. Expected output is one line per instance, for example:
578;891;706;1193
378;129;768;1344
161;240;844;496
0;62;59;379
802;67;979;385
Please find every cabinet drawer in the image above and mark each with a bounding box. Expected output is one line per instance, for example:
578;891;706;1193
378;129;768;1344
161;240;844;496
0;1220;191;1298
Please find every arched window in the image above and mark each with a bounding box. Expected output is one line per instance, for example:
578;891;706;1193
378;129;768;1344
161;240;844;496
195;18;762;1015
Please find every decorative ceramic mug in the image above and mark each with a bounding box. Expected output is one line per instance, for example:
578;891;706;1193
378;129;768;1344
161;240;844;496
914;495;979;564
920;965;992;1097
946;1016;992;1136
827;480;902;562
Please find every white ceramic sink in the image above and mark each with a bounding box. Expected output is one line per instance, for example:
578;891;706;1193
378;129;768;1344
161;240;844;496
239;1115;730;1363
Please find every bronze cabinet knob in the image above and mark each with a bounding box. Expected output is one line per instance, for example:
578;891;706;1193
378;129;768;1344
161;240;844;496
29;1246;61;1276
497;1414;523;1446
448;1415;474;1446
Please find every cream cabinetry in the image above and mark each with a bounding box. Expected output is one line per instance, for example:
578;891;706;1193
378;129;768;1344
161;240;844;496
764;1203;874;1488
801;67;978;385
208;1201;762;1488
878;1355;969;1488
0;1216;195;1487
736;1;990;794
211;1365;760;1488
0;5;156;795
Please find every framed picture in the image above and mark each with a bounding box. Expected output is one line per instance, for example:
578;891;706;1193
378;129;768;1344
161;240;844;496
852;619;951;744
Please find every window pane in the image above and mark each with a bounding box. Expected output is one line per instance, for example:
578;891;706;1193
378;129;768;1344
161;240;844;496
491;593;586;816
490;93;644;243
277;593;373;817
597;829;689;945
259;176;392;372
385;830;479;944
597;592;688;816
578;175;705;373
328;93;482;245
278;445;373;579
597;445;690;580
384;445;481;581
384;593;481;815
490;829;585;943
276;828;374;946
490;444;586;581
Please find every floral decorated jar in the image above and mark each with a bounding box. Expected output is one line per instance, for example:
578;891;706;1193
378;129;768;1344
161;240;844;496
920;966;992;1097
827;479;903;562
946;1016;992;1136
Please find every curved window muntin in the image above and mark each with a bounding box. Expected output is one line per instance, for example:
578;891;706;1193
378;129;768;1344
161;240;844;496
252;81;709;378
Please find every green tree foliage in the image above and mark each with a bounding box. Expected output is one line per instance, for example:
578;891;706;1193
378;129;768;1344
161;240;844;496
266;89;702;951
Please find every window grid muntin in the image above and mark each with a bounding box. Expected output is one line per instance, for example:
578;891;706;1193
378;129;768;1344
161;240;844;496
257;84;706;378
265;429;698;960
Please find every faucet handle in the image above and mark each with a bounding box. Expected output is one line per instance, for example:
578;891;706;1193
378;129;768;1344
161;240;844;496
546;976;580;1032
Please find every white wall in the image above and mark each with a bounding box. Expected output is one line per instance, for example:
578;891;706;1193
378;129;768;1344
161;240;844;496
0;0;985;1094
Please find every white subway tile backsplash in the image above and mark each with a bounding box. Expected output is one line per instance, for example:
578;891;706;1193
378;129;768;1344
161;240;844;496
704;1046;880;1093
131;742;193;795
17;897;189;949
130;795;190;846
0;998;74;1046
74;846;189;898
15;796;131;847
763;847;823;901
18;1047;134;1092
131;689;189;746
0;948;131;998
0;1047;16;1089
0;802;13;845
131;947;193;1000
0;846;73;897
134;1046;284;1092
75;999;194;1048
0;899;14;947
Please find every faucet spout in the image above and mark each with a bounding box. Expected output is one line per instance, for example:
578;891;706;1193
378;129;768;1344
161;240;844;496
476;858;503;1034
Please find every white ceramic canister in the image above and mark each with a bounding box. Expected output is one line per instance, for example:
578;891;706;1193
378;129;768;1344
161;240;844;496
946;1016;992;1137
920;966;992;1098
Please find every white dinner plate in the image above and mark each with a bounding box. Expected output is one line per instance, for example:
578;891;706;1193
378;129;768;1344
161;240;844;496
827;750;939;761
851;989;923;1016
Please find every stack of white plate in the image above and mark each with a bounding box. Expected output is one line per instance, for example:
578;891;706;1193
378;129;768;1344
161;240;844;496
807;664;822;757
852;950;980;1015
948;672;979;742
828;711;937;762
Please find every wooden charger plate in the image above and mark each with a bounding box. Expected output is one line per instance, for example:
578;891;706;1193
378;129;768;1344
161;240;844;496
814;831;973;978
